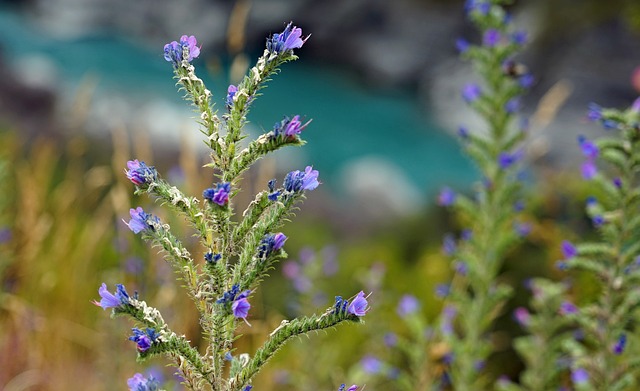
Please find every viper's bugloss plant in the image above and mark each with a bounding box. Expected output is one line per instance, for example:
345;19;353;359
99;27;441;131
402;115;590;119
496;279;573;391
557;98;640;390
437;1;533;389
95;23;368;391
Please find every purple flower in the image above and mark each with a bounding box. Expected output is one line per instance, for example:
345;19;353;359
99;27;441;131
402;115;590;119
203;182;231;206
571;368;589;385
592;215;605;227
163;35;200;67
338;385;358;391
505;98;520;113
498;150;522;169
93;283;131;309
273;115;310;138
455;38;470;53
361;355;383;374
511;31;528;45
561;240;577;259
462;83;482;103
129;328;160;352
127;373;160;391
226;85;237;107
442;234;456;255
384;332;398;347
560;301;578;316
126;160;157;186
613;333;627;355
266;22;309;54
243;386;253;391
458;125;470;139
613;177;623;188
441;305;457;336
205;252;221;264
465;0;490;15
454;261;468;275
581;160;597;179
513;307;531;326
514;222;532;237
283;166;320;192
438;187;456;206
578;136;598;159
347;291;369;317
587;103;602;121
519;74;535;88
397;294;420;317
435;284;450;298
232;297;251;319
125;207;156;234
258;233;288;258
483;29;501;47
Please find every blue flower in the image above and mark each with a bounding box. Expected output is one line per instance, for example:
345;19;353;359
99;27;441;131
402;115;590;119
442;234;457;255
559;301;578;316
587;103;602;121
513;307;531;326
273;115;310;138
505;97;521;113
455;38;470;53
498;150;522;169
397;294;420;317
462;83;482;103
561;240;577;259
163;35;200;67
127;373;160;391
258;233;288;258
129;328;160;352
205;252;221;264
226;84;238;107
361;355;383;374
613;333;627;355
578;136;598;159
383;332;398;347
571;368;589;385
511;31;528;45
519;74;535;88
125;207;158;234
347;291;370;317
232;297;251;319
438;187;456;206
266;22;309;54
283;166;320;192
581;160;597;179
203;182;231;206
126;160;157;186
483;29;501;47
93;283;130;310
435;284;451;298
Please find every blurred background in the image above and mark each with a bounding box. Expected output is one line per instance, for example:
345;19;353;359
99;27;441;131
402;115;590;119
1;0;640;389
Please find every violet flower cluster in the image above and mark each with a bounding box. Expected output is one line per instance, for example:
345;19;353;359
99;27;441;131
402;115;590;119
95;23;368;391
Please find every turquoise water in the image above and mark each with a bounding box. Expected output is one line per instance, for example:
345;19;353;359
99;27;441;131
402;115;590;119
0;7;475;194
